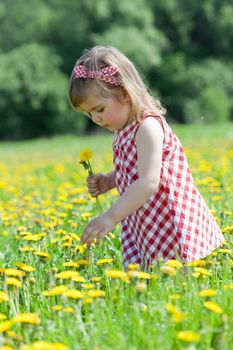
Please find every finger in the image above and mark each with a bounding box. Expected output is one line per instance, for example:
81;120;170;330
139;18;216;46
81;224;98;245
90;190;99;197
86;230;100;246
96;231;107;245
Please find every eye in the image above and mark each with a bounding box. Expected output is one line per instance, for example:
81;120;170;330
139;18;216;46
97;107;105;113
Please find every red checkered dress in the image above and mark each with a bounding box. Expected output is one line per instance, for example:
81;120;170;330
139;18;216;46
113;114;224;269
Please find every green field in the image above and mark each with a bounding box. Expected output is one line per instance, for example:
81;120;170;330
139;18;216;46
0;123;233;350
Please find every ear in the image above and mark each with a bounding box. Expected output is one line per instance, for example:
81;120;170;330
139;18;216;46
119;89;131;104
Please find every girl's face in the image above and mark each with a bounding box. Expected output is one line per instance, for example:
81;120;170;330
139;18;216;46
79;93;132;132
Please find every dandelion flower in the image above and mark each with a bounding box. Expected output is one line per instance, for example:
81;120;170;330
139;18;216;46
15;263;35;272
86;290;105;298
21;341;68;350
0;313;7;321
55;271;80;280
164;260;183;268
204;301;223;314
12;313;41;325
79;148;92;162
105;270;127;280
4;269;25;277
199;289;217;297
0;321;12;333
0;291;9;303
63;290;84;299
5;278;22;288
43;285;69;296
177;330;201;342
96;258;114;265
160;265;176;276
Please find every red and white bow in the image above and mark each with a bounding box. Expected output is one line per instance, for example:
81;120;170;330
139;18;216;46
73;65;121;85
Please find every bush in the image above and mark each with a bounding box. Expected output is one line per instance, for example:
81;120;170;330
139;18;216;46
184;86;231;123
0;43;86;140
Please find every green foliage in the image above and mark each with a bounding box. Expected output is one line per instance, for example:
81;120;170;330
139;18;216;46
0;43;85;139
0;0;232;139
184;86;231;123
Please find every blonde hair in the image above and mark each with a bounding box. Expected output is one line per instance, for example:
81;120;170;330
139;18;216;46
68;45;166;120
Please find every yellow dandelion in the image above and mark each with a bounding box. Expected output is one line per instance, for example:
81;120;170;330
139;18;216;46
105;269;127;280
160;265;176;276
61;242;72;248
0;313;7;321
52;305;63;311
128;264;139;271
199;289;217;297
83;298;94;304
33;251;50;259
75;245;86;254
12;313;40;325
62;307;74;313
204;301;223;314
0;320;12;333
4;269;25;277
223;283;233;290
72;276;86;283
21;341;68;350
75;260;90;266
186;260;206;267
96;258;114;265
0;345;15;350
194;267;211;277
0;291;9;303
217;248;231;254
86;290;105;298
63;290;84;299
15;263;35;272
82;283;95;289
55;271;80;280
43;285;68;296
170;293;181;300
172;311;188;323
19;247;36;252
63;262;78;267
165;260;183;268
23;233;45;241
127;271;151;280
177;330;201;342
6;329;19;338
81;212;93;219
5;277;22;288
165;303;180;314
80;148;93;161
91;277;101;282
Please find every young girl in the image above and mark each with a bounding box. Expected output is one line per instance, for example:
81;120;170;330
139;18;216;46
68;45;224;269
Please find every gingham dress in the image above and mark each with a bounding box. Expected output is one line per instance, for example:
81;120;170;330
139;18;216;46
113;114;224;269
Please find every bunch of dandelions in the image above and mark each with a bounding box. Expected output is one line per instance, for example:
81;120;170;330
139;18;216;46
79;148;102;213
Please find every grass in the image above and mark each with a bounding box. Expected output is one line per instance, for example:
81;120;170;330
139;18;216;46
0;122;233;350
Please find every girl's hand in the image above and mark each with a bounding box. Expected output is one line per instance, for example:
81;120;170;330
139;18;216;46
86;173;110;197
80;212;115;246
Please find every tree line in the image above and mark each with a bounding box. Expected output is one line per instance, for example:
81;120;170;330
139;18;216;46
0;0;232;139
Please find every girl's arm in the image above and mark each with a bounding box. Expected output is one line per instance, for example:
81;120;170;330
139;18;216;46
81;117;164;245
106;170;116;190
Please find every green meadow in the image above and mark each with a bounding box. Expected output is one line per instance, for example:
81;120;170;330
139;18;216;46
0;123;233;350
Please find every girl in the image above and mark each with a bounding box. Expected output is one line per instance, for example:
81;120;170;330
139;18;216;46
68;45;224;269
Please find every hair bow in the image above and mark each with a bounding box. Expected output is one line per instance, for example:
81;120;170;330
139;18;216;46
73;65;121;85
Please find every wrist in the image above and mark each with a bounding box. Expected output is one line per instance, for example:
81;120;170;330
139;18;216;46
106;207;119;226
106;171;116;190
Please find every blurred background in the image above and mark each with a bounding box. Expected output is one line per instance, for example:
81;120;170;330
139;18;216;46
0;0;232;140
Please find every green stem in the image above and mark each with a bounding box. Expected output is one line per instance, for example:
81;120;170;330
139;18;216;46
87;160;102;214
